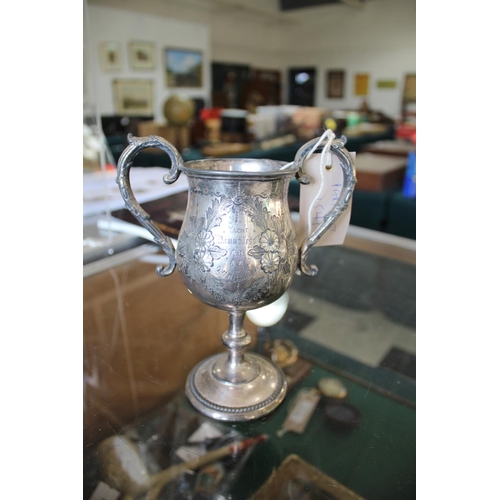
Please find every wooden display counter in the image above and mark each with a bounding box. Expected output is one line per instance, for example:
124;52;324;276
354;153;407;192
83;252;257;447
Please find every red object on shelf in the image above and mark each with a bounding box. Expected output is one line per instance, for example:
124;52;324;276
396;123;416;145
200;108;223;120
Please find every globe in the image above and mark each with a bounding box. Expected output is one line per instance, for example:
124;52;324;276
163;95;195;126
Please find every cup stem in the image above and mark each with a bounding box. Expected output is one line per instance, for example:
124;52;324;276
212;310;259;384
226;311;248;364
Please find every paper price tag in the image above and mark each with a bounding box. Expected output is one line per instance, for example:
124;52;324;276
175;421;224;461
277;388;321;437
298;152;355;246
89;481;120;500
187;421;223;443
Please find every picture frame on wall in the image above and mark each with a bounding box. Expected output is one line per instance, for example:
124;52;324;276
403;73;416;101
99;42;122;71
129;41;156;70
165;48;203;88
113;79;154;116
326;70;345;98
376;79;398;89
354;73;369;96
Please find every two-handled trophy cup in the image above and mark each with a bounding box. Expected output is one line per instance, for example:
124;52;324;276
116;133;356;421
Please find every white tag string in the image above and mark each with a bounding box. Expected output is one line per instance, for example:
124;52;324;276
305;130;336;236
279;129;336;171
298;151;354;248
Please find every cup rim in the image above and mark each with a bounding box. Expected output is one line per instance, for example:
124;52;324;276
181;158;299;178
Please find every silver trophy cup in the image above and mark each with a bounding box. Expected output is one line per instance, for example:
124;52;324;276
116;134;356;421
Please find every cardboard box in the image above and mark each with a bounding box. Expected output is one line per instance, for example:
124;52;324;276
137;121;191;151
354;153;407;192
137;121;172;139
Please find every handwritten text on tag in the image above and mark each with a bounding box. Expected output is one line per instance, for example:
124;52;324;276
298;152;355;247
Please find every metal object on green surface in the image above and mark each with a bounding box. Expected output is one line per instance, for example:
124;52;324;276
317;377;348;400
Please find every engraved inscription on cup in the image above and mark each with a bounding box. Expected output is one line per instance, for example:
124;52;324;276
176;177;298;311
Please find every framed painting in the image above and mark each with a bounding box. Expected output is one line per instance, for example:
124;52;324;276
376;79;397;89
326;70;345;98
113;79;154;116
99;42;122;71
403;73;416;101
354;73;369;96
129;41;156;70
165;48;203;88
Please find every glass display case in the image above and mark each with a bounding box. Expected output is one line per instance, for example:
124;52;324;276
83;227;415;500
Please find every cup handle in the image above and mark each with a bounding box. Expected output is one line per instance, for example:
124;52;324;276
293;135;357;276
116;134;184;277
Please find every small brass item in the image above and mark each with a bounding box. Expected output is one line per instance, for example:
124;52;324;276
269;339;299;368
317;377;348;400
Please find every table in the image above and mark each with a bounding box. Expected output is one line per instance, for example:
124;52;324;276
83;224;415;500
106;128;395;166
354;153;407;192
362;140;415;157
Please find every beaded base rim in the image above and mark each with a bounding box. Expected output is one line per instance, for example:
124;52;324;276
187;353;285;414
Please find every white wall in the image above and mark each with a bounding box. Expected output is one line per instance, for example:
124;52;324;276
85;0;416;120
210;16;284;70
85;4;211;120
87;0;286;70
280;0;416;117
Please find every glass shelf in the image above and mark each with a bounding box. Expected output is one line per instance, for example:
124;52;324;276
83;235;415;500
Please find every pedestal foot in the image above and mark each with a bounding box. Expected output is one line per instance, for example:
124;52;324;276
185;352;287;422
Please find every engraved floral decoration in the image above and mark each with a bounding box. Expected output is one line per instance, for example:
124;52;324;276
260;250;280;273
260;229;279;253
177;191;297;306
246;198;296;277
177;197;232;283
193;230;218;271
